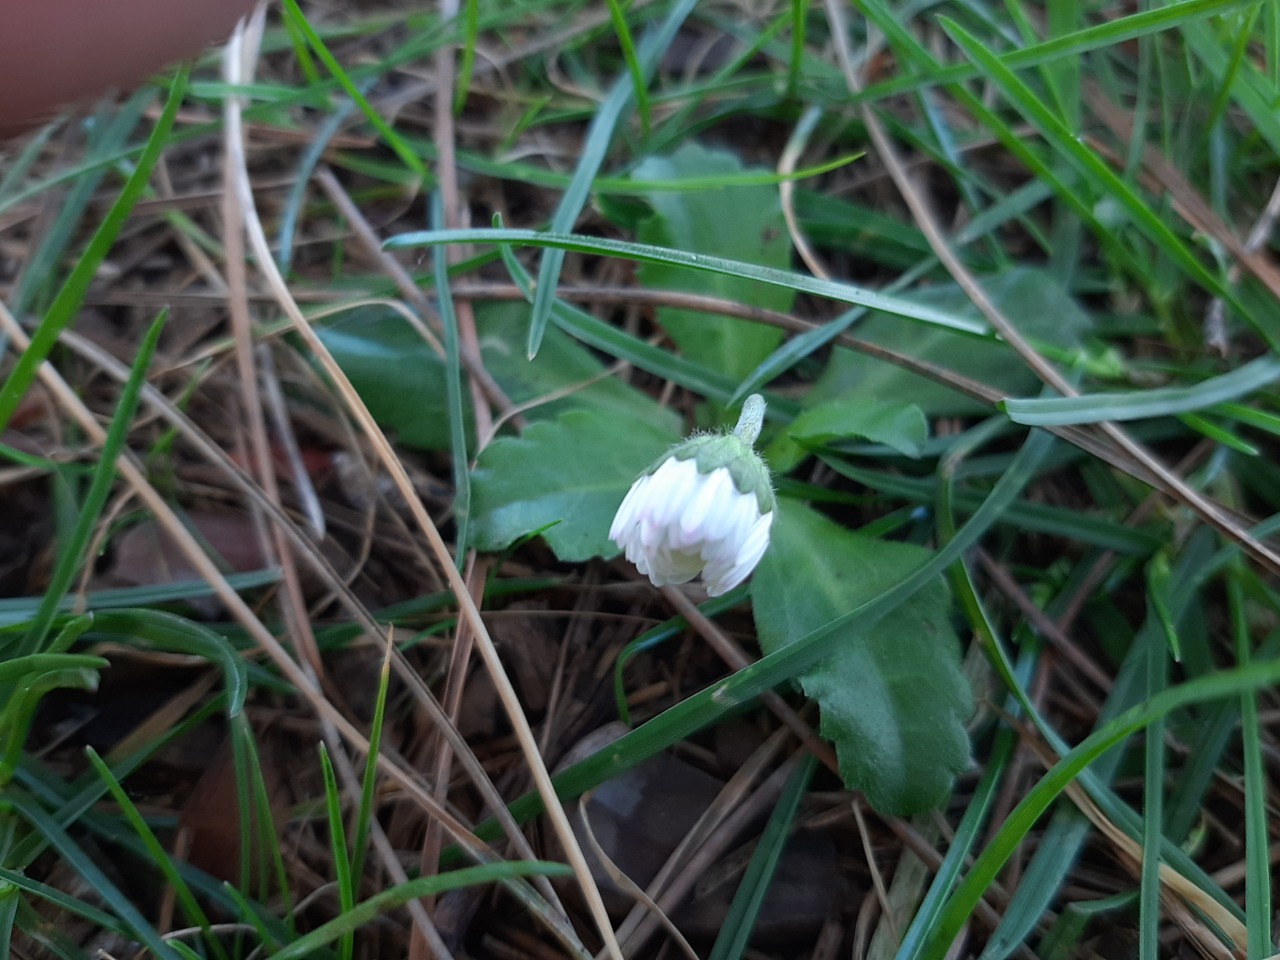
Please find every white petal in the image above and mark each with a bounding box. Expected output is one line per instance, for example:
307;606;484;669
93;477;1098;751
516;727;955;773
646;458;700;530
708;511;773;595
609;474;650;542
679;465;731;539
646;546;703;586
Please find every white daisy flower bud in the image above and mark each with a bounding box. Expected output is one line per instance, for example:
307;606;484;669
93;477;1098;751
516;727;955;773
609;395;775;596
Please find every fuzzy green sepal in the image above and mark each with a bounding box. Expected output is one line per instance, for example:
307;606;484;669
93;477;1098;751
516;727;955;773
641;433;774;513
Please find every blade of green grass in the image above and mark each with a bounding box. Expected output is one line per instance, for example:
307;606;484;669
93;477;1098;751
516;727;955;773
492;224;748;405
605;0;649;132
527;0;698;357
90;609;247;717
918;647;1280;958
7;791;183;960
349;638;393;884
230;714;294;918
0;570;280;628
0;866;124;936
1229;569;1272;957
1182;13;1280;156
278;94;361;274
264;862;573;960
278;0;428;183
787;0;808;97
0;67;186;435
1002;355;1280;425
826;461;1161;556
391;227;991;335
12;93;151;318
318;743;357;960
16;311;167;658
856;0;1152;290
84;749;228;960
708;753;816;960
1139;619;1169;959
853;0;1260;105
0;882;15;960
453;0;480;114
1177;412;1259;455
726;257;937;407
430;193;470;566
613;589;748;724
0;654;108;684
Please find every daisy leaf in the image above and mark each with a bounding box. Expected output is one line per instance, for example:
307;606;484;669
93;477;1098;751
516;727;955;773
752;503;972;814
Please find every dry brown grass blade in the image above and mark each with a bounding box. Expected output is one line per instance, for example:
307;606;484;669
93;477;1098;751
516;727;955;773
222;10;622;956
221;7;324;684
575;798;700;960
615;744;800;957
1063;776;1245;958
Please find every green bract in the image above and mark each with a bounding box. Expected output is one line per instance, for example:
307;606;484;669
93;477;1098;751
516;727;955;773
649;433;776;515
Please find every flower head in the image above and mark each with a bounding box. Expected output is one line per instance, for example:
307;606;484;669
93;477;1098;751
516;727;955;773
609;395;774;596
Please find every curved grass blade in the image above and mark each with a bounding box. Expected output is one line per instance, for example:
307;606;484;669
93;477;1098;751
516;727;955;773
0;866;124;936
12;728;297;949
605;0;649;132
787;0;807;97
278;95;360;274
527;0;698;358
493;223;745;404
856;0;1258;104
826;461;1160;556
349;637;394;884
856;0;1149;286
453;0;480;114
0;69;186;434
894;728;1015;960
389;227;989;335
1139;624;1168;958
12;94;150;319
9;696;224;867
614;589;749;724
90;609;248;717
264;862;573;960
727;258;936;407
0;654;108;684
1003;355;1280;426
230;714;293;916
0;881;15;960
7;791;183;960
